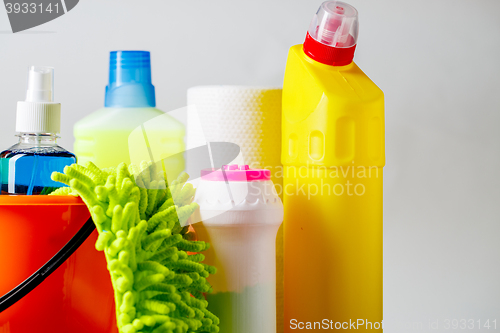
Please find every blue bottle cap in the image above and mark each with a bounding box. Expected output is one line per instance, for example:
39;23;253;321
104;51;156;108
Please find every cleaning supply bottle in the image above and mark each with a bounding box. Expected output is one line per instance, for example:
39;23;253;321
74;51;185;177
0;66;76;195
194;165;284;333
282;1;385;331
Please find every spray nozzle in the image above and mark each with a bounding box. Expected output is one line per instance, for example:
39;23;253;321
25;66;55;103
16;66;60;134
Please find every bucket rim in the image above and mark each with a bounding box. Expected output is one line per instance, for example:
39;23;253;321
0;195;84;206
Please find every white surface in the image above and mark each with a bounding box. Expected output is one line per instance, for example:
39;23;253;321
0;0;499;330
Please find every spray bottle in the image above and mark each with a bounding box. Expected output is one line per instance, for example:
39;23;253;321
0;66;76;195
282;1;385;331
74;51;184;177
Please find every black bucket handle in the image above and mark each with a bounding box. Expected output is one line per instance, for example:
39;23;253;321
0;217;96;313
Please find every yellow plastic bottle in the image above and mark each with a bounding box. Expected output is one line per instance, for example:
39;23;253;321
74;51;184;176
282;2;385;331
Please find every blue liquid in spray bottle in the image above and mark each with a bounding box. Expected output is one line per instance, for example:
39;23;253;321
0;66;76;195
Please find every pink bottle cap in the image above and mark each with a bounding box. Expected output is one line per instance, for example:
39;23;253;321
201;165;271;182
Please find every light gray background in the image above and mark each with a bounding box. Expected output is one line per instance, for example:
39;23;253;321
1;0;499;331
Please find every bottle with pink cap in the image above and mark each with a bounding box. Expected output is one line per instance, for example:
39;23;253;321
194;164;283;333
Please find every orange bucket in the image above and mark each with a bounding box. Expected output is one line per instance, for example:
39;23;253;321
0;195;117;332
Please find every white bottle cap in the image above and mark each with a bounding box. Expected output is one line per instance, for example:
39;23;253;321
194;165;284;226
16;66;61;134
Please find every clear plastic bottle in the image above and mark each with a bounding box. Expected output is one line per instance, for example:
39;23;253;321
0;66;76;195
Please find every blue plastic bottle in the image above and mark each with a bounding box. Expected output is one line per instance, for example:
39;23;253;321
0;66;76;195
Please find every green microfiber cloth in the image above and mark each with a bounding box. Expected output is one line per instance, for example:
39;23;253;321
50;161;219;333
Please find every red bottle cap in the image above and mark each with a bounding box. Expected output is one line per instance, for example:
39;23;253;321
303;1;359;66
